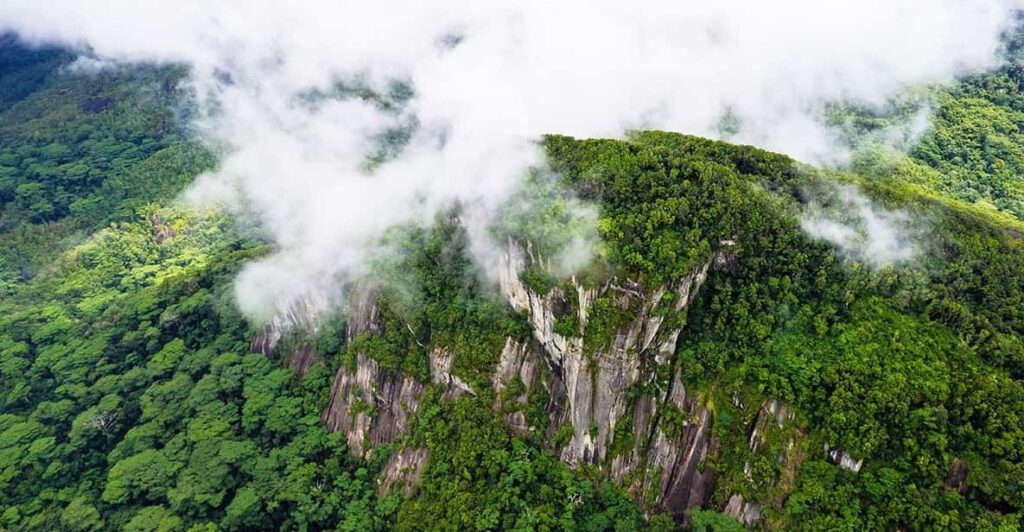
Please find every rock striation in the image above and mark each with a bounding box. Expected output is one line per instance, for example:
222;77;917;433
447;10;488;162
494;237;727;516
316;238;746;517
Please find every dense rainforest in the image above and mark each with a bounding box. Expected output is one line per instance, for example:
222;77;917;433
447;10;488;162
1;33;1024;532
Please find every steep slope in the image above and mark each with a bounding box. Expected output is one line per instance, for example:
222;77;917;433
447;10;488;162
3;37;1024;531
305;131;1024;530
496;237;723;513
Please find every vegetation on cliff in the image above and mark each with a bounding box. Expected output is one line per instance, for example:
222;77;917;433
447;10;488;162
2;36;1024;531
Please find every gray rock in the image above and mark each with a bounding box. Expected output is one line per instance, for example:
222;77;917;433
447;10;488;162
377;447;430;497
321;283;424;458
724;494;763;528
321;353;424;458
498;238;725;514
824;443;864;473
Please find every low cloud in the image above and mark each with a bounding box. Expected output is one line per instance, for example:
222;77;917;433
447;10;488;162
801;185;916;266
62;55;119;74
1;0;1020;319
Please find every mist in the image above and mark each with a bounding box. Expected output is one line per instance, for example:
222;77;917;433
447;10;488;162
1;0;1020;320
801;185;917;267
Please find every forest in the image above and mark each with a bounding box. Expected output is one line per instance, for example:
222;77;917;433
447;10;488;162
1;31;1024;531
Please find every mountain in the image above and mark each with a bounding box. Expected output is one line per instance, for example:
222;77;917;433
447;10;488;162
2;37;1024;531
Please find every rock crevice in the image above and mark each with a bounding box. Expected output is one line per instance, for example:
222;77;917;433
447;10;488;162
315;238;738;517
496;237;727;514
321;283;424;458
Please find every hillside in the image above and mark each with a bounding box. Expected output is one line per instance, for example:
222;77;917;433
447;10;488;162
1;37;1024;532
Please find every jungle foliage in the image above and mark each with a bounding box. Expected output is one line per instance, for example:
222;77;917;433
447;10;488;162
2;32;1024;532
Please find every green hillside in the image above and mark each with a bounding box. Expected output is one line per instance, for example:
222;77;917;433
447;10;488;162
1;37;1024;531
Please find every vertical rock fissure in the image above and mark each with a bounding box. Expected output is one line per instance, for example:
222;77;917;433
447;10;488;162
497;237;731;513
638;344;686;503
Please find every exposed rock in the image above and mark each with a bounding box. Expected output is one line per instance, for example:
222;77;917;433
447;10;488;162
714;238;739;269
322;284;423;458
724;494;763;528
499;237;589;370
249;292;328;376
81;96;114;113
377;447;430;497
319;236;741;516
498;237;725;513
776;432;805;494
500;238;717;465
638;369;718;517
608;392;658;489
493;338;539;396
249;292;327;355
148;214;174;245
429;347;476;399
728;398;803;525
492;338;543;435
322;353;424;458
748;399;794;454
286;345;323;376
824;444;863;473
345;282;384;340
945;458;969;495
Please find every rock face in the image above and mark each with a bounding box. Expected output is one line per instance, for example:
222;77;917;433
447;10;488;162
430;347;476;399
945;458;969;495
825;444;863;473
285;345;322;376
724;398;803;528
320;284;480;459
250;293;326;376
496;237;726;516
634;369;718;514
492;338;544;435
316;238;739;518
378;447;430;497
748;399;794;454
321;284;424;458
322;352;425;458
724;494;763;528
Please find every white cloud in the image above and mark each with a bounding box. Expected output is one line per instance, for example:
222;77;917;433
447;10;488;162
62;55;119;74
801;185;917;266
0;0;1019;318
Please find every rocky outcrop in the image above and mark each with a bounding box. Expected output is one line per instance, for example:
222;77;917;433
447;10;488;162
321;284;424;458
321;284;483;460
343;282;383;339
497;237;728;514
724;494;763;528
377;447;430;497
322;353;425;458
825;444;863;473
945;458;969;494
285;345;322;376
743;398;799;485
250;292;328;354
430;347;476;399
636;369;718;516
148;214;174;245
250;293;327;375
748;399;794;454
317;237;740;517
492;338;544;435
724;398;803;528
